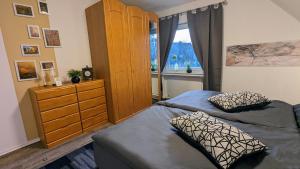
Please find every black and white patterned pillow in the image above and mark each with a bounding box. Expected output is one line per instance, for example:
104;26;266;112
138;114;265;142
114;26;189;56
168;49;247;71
170;112;266;169
208;91;271;112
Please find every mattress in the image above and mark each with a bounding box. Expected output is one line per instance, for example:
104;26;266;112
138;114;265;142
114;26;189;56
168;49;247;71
92;90;300;169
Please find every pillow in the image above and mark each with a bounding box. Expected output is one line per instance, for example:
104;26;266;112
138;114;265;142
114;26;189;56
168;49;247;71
293;105;300;128
170;112;266;169
208;91;271;112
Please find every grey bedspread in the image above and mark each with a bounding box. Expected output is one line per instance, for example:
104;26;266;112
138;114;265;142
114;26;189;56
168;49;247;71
93;90;300;169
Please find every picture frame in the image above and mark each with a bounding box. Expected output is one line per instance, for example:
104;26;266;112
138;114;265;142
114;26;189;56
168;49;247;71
15;60;38;81
27;25;41;39
37;0;49;15
13;3;34;18
40;61;55;70
42;28;62;48
21;44;40;56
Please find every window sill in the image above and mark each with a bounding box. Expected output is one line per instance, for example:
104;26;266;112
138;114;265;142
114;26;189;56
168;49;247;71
162;73;204;78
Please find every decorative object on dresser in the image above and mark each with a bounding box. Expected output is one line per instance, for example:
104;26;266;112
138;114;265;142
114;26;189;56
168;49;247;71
67;69;82;84
30;80;108;148
82;65;93;80
86;0;154;124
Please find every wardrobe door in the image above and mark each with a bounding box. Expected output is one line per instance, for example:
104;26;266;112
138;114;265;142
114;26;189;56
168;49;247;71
103;0;134;122
128;6;152;112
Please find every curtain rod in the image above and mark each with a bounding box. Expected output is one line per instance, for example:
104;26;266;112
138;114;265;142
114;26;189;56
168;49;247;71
160;0;227;19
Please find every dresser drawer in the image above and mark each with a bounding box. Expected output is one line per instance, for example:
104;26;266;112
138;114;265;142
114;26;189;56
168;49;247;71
41;103;79;123
79;96;106;111
45;122;82;144
82;113;108;129
77;87;105;101
43;113;81;133
38;94;78;112
35;85;76;101
80;104;107;120
76;80;104;92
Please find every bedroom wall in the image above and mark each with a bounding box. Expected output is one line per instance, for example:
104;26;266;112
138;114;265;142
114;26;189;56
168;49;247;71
47;0;100;81
157;0;300;104
0;0;57;143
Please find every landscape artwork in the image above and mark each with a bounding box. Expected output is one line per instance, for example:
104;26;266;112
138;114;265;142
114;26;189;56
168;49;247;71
42;28;61;47
40;61;55;70
15;61;38;81
21;44;40;56
13;3;34;17
226;40;300;66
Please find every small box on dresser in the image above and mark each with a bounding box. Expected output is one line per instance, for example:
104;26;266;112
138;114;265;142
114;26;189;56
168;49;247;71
30;80;108;148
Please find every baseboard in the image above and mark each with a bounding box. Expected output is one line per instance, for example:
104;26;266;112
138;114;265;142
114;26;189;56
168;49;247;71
0;138;40;157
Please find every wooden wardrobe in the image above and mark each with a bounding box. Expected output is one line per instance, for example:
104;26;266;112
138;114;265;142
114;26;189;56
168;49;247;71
86;0;155;123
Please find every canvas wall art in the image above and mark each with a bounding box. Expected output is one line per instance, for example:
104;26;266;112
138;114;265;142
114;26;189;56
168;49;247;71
42;28;61;47
21;44;40;56
27;25;41;39
226;40;300;66
15;60;38;81
38;0;49;15
40;61;55;70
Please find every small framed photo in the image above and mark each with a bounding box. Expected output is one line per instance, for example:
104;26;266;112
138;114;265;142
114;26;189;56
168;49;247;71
27;25;41;39
21;44;40;56
42;28;61;48
13;3;34;18
38;0;49;15
15;60;38;81
40;61;55;70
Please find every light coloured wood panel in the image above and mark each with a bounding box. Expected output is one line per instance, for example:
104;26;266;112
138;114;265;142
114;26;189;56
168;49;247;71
76;80;104;92
43;113;81;133
79;96;106;111
80;104;107;120
45;122;82;144
82;113;108;129
38;94;78;112
77;87;105;101
46;131;82;148
33;85;76;101
41;103;79;123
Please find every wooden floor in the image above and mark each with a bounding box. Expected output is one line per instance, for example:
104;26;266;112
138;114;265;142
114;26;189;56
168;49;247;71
0;123;112;169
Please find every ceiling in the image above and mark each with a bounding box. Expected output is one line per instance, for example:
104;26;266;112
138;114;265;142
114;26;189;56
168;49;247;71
271;0;300;22
123;0;195;12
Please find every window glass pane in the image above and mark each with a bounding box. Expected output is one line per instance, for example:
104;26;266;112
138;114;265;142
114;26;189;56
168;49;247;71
165;29;200;70
150;24;158;72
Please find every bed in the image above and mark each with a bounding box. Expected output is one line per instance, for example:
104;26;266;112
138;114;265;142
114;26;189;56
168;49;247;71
92;90;300;169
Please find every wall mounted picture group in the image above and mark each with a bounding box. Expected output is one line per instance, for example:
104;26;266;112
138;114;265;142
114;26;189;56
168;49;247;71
12;1;61;82
226;40;300;66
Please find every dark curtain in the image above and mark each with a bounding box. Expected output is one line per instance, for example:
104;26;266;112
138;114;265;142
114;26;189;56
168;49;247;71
159;15;179;71
187;4;223;91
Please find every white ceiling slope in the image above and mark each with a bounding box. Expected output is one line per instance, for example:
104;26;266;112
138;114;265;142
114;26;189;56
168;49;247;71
123;0;195;11
271;0;300;22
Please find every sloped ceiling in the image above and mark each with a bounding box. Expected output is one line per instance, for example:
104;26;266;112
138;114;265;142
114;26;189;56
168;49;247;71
271;0;300;22
123;0;195;11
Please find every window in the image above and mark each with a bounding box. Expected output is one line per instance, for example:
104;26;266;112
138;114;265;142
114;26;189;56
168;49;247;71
165;28;201;72
150;22;158;72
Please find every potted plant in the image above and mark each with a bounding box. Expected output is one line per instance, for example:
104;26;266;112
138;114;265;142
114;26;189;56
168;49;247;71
68;69;82;84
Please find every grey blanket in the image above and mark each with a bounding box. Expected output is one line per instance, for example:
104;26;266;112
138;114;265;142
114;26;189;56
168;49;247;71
93;90;300;169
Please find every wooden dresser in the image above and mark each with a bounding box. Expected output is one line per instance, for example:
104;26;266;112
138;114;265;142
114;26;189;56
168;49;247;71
30;80;108;148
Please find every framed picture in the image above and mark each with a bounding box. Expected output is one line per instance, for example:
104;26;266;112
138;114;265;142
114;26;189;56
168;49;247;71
40;61;55;70
21;44;40;56
13;3;34;18
27;25;41;39
15;60;38;81
42;28;61;47
38;0;49;15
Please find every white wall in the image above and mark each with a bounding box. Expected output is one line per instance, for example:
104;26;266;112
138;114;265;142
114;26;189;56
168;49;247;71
48;0;100;81
0;29;30;156
157;0;300;104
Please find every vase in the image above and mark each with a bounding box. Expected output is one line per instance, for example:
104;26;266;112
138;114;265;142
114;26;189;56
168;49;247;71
71;76;81;84
186;66;192;73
